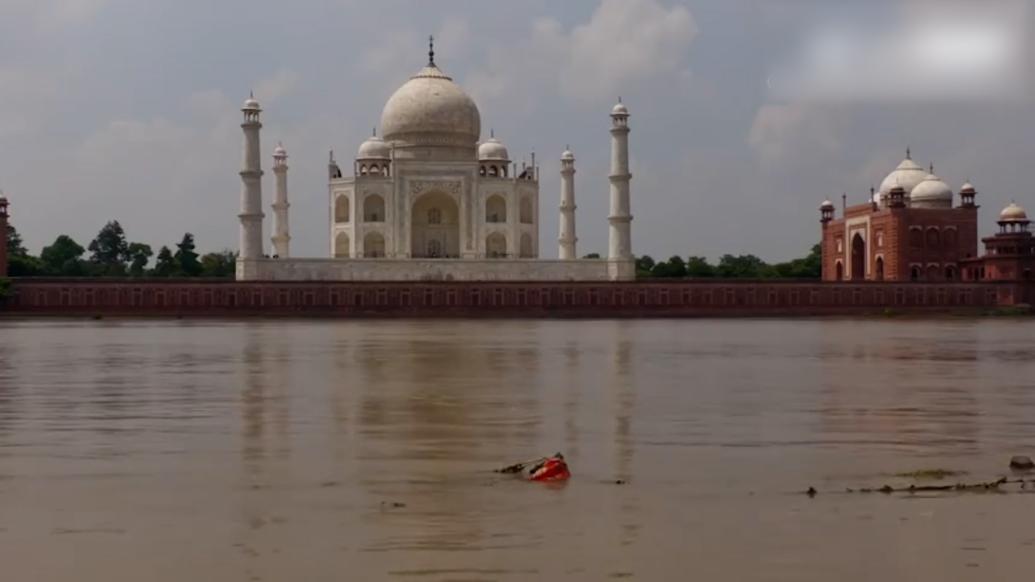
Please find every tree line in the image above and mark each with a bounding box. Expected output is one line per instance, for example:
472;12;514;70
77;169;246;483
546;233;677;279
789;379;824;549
634;244;822;279
4;220;236;278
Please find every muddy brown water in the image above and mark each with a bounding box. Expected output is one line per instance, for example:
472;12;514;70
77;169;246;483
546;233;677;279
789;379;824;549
1;318;1034;581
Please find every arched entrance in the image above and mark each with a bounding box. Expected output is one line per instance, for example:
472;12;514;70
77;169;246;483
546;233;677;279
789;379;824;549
364;232;385;258
334;232;350;258
851;233;866;280
486;232;507;258
411;192;460;258
519;233;534;258
835;261;844;281
875;256;885;281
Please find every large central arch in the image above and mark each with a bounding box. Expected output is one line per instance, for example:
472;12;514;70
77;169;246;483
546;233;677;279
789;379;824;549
411;192;460;258
851;233;866;280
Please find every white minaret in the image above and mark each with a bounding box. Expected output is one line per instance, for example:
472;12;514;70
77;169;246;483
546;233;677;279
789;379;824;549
559;147;577;259
238;93;265;262
608;99;634;280
271;142;291;258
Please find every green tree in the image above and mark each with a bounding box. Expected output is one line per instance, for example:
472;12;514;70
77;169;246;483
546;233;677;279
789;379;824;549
40;235;86;276
200;250;237;278
686;256;716;278
152;246;176;277
652;256;687;278
88;220;129;275
636;255;656;278
174;233;201;276
771;244;822;279
5;223;27;257
4;223;43;276
0;277;11;302
127;243;153;277
717;254;773;279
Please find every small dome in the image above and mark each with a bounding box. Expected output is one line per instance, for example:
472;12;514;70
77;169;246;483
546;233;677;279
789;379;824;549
878;155;928;200
380;64;481;150
243;95;261;111
611;101;629;116
273;143;287;158
960;181;976;194
1000;202;1029;222
478;137;510;161
819;199;835;210
0;191;7;204
909;173;953;208
358;135;391;159
561;148;575;161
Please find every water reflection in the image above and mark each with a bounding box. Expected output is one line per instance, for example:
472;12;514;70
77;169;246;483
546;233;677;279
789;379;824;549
1;318;1035;581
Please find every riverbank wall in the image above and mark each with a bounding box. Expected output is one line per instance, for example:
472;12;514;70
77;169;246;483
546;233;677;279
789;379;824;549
1;279;1032;317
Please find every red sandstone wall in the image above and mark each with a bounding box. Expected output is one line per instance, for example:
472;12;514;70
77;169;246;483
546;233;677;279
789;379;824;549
2;279;1030;317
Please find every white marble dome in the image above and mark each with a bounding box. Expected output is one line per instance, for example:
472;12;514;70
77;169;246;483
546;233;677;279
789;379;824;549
562;149;575;161
380;64;481;149
1000;202;1029;222
243;96;261;111
358;135;390;159
877;156;928;201
478;137;509;161
909;173;953;208
273;143;287;158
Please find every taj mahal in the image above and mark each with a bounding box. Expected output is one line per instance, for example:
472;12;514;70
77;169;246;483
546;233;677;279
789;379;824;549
235;39;635;282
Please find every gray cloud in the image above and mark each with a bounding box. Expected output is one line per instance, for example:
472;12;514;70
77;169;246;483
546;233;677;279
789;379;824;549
1;0;1032;265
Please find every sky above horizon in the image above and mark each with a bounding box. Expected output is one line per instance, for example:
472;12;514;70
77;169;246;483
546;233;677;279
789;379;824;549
2;0;1033;262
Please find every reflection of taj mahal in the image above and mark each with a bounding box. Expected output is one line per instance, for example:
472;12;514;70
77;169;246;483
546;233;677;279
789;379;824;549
236;39;635;282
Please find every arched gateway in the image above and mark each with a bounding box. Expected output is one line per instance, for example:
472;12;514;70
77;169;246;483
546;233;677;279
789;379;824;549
411;192;460;258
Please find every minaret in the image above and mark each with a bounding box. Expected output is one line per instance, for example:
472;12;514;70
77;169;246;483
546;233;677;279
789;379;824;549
271;142;291;258
0;191;10;278
238;93;265;262
608;99;634;280
559;147;578;259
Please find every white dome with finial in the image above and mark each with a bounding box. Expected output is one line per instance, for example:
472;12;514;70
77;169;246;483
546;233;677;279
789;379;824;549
1000;202;1029;222
819;199;835;211
358;133;390;159
909;170;953;208
380;37;480;152
273;142;287;158
612;100;629;116
960;181;976;194
878;149;927;200
243;94;261;110
562;148;575;161
478;134;509;161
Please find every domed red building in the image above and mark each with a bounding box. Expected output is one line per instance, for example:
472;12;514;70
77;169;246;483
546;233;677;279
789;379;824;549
820;149;981;282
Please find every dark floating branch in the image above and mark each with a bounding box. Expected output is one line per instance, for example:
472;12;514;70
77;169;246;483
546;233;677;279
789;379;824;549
806;476;1035;497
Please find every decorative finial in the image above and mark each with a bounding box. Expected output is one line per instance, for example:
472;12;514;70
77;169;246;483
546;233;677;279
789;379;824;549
372;127;377;137
566;144;570;150
618;96;623;104
428;35;435;66
329;149;335;163
930;162;935;174
906;146;911;160
250;90;254;99
490;128;495;139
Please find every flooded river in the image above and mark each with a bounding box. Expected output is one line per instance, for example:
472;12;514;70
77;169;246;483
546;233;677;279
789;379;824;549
1;318;1034;581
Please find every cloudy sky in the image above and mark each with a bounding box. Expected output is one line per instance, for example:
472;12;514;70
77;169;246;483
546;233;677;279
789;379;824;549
1;0;1032;261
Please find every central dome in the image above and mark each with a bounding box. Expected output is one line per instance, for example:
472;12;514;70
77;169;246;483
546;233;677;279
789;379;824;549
380;64;481;152
877;156;928;201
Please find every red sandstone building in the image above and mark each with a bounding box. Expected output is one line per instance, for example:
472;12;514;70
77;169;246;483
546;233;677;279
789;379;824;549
821;150;1013;282
961;203;1035;282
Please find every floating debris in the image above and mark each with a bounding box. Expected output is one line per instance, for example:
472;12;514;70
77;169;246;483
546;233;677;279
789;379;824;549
811;476;1035;497
1010;456;1034;471
496;453;571;482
